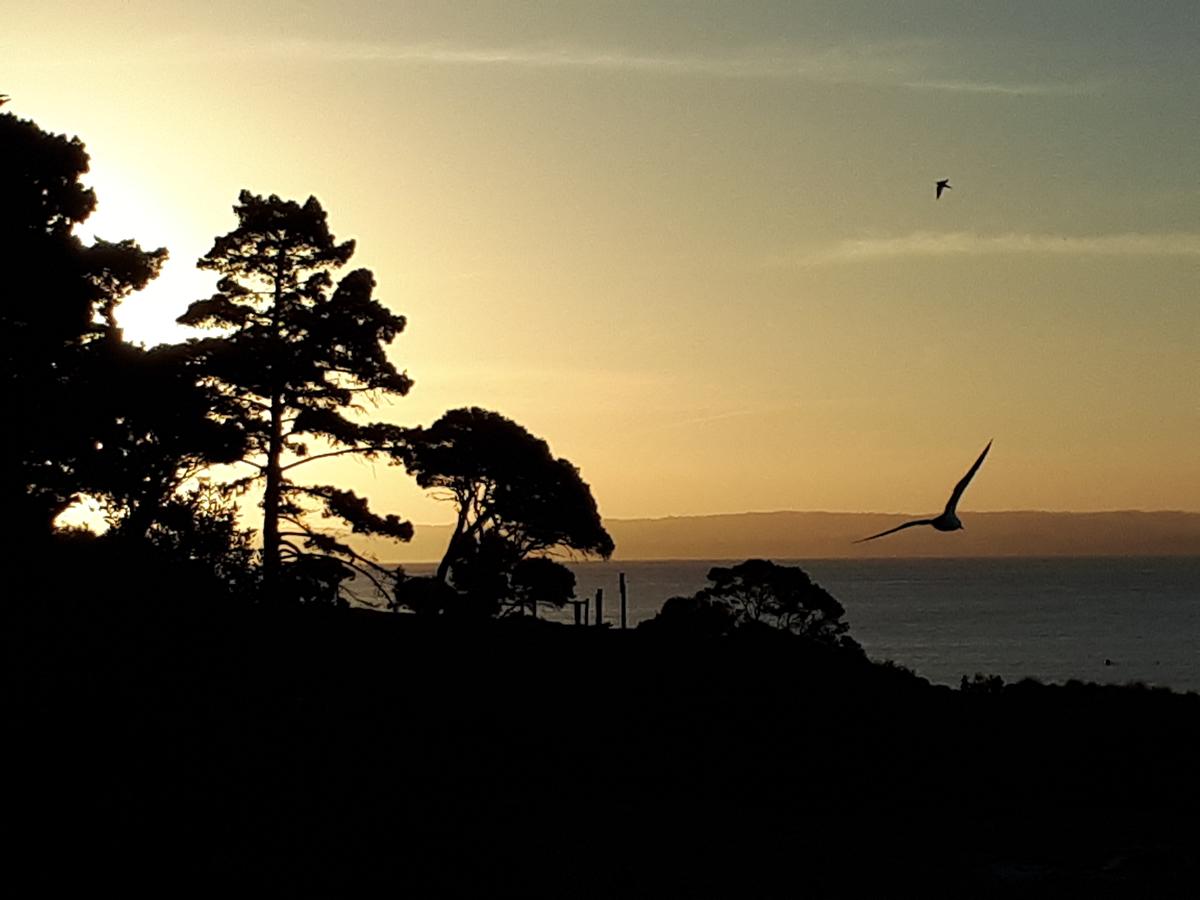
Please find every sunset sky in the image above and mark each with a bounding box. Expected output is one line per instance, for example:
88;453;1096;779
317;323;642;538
7;1;1198;525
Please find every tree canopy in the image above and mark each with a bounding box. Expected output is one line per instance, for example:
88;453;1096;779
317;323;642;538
648;559;860;650
400;407;613;614
1;111;168;539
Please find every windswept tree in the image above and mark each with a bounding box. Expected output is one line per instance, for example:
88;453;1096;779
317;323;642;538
400;407;613;614
178;191;414;602
0;110;167;540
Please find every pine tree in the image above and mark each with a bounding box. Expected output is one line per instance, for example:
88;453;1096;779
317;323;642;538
179;191;413;602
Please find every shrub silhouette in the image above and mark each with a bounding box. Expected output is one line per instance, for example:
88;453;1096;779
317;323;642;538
643;559;861;651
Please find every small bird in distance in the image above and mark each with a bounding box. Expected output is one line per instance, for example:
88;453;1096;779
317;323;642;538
936;179;952;199
855;440;992;543
0;94;10;107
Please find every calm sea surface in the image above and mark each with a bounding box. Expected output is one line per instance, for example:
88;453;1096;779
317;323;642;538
397;557;1200;693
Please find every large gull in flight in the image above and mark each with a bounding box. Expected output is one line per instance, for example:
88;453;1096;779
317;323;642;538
855;440;992;543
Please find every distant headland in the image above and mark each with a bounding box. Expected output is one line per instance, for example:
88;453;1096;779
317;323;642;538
382;510;1200;562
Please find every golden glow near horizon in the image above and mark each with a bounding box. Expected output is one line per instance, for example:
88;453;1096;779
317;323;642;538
10;2;1200;528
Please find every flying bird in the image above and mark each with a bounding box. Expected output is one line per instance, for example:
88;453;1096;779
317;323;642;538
0;94;10;106
855;440;992;543
936;179;952;199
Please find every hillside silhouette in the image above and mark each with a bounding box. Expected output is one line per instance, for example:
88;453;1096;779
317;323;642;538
9;597;1198;894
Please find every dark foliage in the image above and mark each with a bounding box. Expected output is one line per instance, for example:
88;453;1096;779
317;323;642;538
644;558;861;651
0;111;167;539
961;671;1007;695
82;339;248;538
137;485;258;598
425;531;580;617
400;407;612;613
510;556;577;616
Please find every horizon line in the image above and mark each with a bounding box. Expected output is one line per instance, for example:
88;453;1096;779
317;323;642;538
401;508;1200;528
386;548;1200;566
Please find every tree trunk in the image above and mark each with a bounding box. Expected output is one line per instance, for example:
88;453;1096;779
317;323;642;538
435;503;470;584
261;248;286;594
261;389;284;592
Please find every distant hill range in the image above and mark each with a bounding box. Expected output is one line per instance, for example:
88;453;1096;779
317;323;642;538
382;510;1200;563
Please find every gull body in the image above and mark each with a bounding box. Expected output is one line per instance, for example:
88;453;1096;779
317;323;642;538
855;440;992;543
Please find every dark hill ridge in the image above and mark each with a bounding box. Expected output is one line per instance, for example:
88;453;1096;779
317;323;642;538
9;598;1199;894
381;510;1200;562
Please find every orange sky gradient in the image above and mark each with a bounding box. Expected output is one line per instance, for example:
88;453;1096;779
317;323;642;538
8;2;1198;530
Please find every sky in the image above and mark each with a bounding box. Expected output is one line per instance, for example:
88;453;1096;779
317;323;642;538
6;1;1199;526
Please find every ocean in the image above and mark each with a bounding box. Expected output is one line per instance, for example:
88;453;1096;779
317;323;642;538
396;556;1200;693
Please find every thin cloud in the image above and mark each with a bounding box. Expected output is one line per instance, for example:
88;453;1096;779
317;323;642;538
8;32;1097;97
248;36;928;82
899;78;1103;96
792;232;1200;266
134;34;1091;96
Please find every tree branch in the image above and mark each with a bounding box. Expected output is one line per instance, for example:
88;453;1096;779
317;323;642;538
279;444;396;472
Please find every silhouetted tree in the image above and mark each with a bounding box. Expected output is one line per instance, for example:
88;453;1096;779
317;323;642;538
400;407;613;613
1;110;166;540
391;573;460;616
437;531;579;617
648;593;739;638
646;560;860;650
960;673;1005;695
83;339;248;539
440;530;515;617
137;483;258;597
178;191;413;602
510;556;577;618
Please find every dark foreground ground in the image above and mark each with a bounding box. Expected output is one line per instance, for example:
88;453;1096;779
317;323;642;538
7;597;1199;897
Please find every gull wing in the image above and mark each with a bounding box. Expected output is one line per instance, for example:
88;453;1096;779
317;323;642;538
854;518;936;543
943;440;992;516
